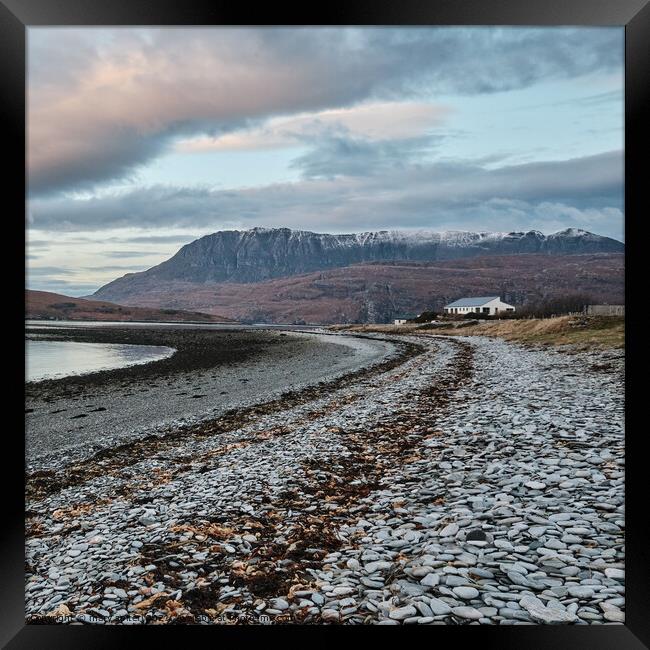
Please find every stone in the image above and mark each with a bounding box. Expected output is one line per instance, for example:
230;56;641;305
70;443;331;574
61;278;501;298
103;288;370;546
364;561;392;573
270;598;289;610
138;515;158;526
321;609;340;623
420;573;440;587
452;606;483;620
410;566;433;578
494;539;514;551
389;605;417;620
440;523;459;537
453;586;479;600
428;597;452;615
568;586;595;599
415;601;433;618
331;587;354;597
520;596;577;624
465;529;487;542
507;571;533;587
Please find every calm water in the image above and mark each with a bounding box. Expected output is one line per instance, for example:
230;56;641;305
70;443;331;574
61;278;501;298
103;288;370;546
26;339;176;382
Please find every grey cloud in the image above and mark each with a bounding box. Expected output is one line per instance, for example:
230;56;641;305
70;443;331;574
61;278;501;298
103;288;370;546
118;235;202;245
102;251;164;258
290;135;441;178
27;266;77;276
29;27;622;195
518;89;623;112
30;131;168;197
362;27;622;96
28;234;200;246
80;264;150;272
26;239;55;249
477;152;623;205
28;150;623;240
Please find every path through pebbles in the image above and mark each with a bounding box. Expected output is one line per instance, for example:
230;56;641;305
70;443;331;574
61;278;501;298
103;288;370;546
25;333;624;625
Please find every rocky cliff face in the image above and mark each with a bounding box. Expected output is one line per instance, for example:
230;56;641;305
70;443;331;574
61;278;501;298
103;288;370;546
93;227;623;302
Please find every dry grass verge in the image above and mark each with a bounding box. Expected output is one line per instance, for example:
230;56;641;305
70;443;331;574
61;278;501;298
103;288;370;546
331;316;624;350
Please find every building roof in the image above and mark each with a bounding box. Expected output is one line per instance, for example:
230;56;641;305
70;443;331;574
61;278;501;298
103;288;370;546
445;296;500;308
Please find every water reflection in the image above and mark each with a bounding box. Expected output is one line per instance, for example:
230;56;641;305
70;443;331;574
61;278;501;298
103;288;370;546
26;339;176;382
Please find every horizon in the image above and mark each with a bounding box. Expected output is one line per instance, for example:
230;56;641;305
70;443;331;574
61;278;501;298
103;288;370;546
26;27;624;296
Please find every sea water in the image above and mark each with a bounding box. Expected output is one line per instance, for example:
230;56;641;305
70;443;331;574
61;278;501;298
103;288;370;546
26;339;176;382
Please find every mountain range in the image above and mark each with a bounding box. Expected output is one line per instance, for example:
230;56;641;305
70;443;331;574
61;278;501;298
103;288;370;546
92;227;624;324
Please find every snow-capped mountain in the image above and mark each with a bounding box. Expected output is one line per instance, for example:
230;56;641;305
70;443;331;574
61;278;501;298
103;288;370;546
93;227;623;301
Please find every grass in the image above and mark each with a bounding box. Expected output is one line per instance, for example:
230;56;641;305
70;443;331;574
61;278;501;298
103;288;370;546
330;315;625;350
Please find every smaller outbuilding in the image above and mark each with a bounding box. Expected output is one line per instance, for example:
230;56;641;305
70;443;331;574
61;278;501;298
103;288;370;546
393;313;417;325
585;304;624;316
444;296;515;316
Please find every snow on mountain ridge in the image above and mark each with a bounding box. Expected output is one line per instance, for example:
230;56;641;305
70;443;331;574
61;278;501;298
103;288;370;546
205;226;611;245
217;227;531;246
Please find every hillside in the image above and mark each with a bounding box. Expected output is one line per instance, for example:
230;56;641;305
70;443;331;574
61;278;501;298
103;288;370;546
25;290;234;323
87;253;624;324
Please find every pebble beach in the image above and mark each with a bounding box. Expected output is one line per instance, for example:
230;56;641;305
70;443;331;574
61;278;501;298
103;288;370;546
25;330;625;625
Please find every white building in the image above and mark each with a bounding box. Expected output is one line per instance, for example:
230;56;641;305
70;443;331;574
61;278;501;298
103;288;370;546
444;296;515;316
585;304;624;316
393;313;417;325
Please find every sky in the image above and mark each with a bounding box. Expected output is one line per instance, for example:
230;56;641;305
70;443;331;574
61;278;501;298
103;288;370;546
26;27;624;296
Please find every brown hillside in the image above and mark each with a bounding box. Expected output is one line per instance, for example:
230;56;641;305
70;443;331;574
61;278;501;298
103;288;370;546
26;290;234;323
94;253;623;324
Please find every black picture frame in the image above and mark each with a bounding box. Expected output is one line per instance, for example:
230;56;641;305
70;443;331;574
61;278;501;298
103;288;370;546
3;1;647;647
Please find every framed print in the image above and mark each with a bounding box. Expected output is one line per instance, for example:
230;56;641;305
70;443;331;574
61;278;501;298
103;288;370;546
2;0;648;647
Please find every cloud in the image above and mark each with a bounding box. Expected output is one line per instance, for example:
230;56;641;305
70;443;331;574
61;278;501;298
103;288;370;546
28;27;623;195
80;264;151;272
289;135;443;178
109;234;203;245
27;233;203;246
25;239;54;249
28;150;624;240
27;266;77;276
176;102;450;153
102;251;164;258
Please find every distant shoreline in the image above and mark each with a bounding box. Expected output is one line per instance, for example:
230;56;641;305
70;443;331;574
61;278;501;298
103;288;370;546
26;318;236;325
